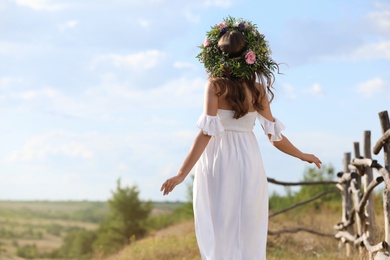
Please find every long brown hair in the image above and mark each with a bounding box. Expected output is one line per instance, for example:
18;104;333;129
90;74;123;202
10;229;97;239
211;30;276;119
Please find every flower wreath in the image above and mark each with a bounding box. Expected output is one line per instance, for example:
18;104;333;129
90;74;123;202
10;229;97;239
196;16;278;80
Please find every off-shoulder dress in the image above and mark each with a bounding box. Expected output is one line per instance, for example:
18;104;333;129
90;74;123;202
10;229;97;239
193;109;285;260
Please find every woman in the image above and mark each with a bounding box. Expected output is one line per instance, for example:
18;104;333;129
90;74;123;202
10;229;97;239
161;17;321;260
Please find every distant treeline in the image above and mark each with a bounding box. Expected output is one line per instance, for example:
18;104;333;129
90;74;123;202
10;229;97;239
0;180;192;259
0;200;108;223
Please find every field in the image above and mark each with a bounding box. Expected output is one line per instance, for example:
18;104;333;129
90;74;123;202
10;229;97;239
108;201;386;260
0;200;108;259
0;199;385;259
0;200;183;259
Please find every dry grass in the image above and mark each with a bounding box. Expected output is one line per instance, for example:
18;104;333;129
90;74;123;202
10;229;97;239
106;221;199;260
107;207;385;260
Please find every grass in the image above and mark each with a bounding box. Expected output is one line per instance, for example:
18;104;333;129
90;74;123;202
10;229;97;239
0;200;108;258
0;200;185;259
107;221;199;260
0;199;385;259
109;205;384;260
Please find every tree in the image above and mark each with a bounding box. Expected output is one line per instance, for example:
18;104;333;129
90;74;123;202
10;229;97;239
56;230;97;259
294;164;340;209
93;179;152;255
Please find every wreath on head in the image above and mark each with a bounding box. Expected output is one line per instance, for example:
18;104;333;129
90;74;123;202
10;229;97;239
196;16;278;80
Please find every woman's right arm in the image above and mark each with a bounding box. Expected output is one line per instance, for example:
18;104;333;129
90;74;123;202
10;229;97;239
160;81;219;195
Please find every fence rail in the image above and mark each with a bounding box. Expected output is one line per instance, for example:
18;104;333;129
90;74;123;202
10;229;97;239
267;110;390;259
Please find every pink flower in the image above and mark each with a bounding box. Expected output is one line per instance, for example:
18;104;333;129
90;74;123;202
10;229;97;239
203;39;211;47
217;22;227;29
245;51;256;64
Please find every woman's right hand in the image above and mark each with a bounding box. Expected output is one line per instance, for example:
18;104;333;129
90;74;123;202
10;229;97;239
160;175;185;196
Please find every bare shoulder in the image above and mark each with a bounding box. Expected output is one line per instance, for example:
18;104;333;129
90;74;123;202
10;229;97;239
206;79;221;96
254;82;269;107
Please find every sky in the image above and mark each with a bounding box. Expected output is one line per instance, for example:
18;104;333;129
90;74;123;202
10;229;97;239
0;0;389;202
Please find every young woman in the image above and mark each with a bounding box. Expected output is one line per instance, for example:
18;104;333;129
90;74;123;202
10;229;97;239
161;17;321;260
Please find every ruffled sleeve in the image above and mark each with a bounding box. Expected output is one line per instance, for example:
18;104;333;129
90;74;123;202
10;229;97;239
257;114;286;142
196;114;224;136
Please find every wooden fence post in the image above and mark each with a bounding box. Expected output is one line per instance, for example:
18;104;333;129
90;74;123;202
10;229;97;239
353;142;365;256
342;152;354;256
364;130;376;243
378;111;390;245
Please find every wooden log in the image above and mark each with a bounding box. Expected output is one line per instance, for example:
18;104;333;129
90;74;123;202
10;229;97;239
334;210;355;231
335;230;358;243
269;189;338;218
338;172;358;184
364;130;376;243
354;142;363;186
341;152;354;256
378;111;390;246
374;251;390;260
378;111;390;172
348;164;358;172
267;177;337;186
351;178;364;258
268;227;334;237
359;177;384;214
371;161;390;187
373;129;390;155
352;157;374;167
336;183;344;192
356;234;390;259
368;241;389;254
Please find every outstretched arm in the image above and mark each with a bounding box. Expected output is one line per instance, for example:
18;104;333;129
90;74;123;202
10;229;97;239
160;81;219;195
160;131;211;195
257;86;322;169
270;134;322;169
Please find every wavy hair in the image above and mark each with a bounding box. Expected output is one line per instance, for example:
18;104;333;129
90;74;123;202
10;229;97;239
211;30;277;119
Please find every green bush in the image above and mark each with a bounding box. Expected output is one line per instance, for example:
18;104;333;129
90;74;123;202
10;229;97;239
16;244;39;259
93;179;152;255
269;164;340;213
145;202;193;231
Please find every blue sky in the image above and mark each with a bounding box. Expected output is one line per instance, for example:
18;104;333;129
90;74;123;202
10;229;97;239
0;0;389;202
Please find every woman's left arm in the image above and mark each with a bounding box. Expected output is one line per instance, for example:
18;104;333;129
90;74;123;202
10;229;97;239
270;135;322;169
257;90;322;169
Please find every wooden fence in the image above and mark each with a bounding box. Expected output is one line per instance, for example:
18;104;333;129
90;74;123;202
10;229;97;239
266;110;390;260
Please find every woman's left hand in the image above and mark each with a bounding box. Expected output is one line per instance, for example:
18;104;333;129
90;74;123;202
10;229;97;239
301;153;322;169
160;175;185;196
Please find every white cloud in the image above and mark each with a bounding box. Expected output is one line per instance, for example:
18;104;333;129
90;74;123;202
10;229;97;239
184;11;201;24
173;61;197;70
203;0;232;8
18;88;58;100
0;85;93;118
357;77;388;98
309;83;324;97
367;3;390;36
91;50;166;70
349;41;390;60
0;41;51;56
58;20;79;32
0;77;22;89
281;83;297;100
117;162;127;171
4;132;93;163
88;75;206;110
137;19;151;28
13;0;70;11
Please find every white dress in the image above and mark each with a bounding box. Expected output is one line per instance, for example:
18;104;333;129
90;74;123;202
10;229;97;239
193;109;285;260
